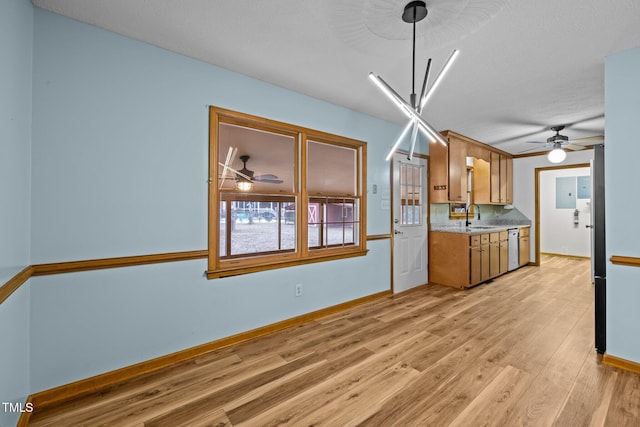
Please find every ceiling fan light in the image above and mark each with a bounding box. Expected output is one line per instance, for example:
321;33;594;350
548;147;566;163
235;180;253;192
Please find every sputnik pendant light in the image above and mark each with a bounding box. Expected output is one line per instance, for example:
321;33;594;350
369;1;459;160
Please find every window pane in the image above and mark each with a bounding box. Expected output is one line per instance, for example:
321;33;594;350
308;198;358;249
399;161;423;225
224;199;296;257
219;204;227;257
218;123;295;193
307;202;321;248
307;140;356;195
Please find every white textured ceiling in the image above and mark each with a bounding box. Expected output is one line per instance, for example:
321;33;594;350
32;0;640;154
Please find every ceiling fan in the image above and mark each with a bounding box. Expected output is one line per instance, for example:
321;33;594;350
520;125;604;163
218;149;283;191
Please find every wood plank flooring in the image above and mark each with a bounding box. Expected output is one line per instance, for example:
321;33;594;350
28;255;640;426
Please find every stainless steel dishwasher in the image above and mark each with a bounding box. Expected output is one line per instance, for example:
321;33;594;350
508;228;519;271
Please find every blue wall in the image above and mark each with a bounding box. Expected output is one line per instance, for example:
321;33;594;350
605;45;640;362
28;9;400;393
0;0;32;424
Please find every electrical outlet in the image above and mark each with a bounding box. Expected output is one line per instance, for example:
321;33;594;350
295;284;302;297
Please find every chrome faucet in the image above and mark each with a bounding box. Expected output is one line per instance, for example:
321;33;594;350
465;204;481;227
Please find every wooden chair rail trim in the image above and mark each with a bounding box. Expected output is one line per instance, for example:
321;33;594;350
32;250;209;276
366;234;391;241
28;289;391;412
602;353;640;375
0;266;34;305
610;255;640;267
1;234;385;305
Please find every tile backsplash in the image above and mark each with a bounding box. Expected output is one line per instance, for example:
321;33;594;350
430;203;531;226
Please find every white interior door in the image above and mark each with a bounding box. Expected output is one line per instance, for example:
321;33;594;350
392;153;428;293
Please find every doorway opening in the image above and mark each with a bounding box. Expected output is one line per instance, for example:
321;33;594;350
534;163;591;266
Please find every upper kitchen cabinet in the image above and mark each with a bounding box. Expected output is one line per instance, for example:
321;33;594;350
430;130;513;205
490;152;513;205
429;136;449;203
447;137;467;203
429;131;468;203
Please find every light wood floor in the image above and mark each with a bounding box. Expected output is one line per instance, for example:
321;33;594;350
29;255;640;426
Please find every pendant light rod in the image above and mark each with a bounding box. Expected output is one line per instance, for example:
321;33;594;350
420;49;459;110
403;1;427;108
418;58;432;114
385;120;414;161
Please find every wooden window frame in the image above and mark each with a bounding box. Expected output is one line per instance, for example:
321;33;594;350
207;106;367;279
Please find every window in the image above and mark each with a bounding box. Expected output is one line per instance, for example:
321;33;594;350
207;107;367;278
399;161;424;225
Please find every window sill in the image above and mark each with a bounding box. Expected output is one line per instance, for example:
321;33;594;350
206;249;368;279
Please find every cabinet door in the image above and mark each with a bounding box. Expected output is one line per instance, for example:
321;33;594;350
489;241;500;278
519;236;530;266
448;138;467;203
470;246;482;285
473;158;490;204
499;240;509;274
505;157;513;205
481;243;490;282
490;151;501;203
429;140;449;203
499;155;508;203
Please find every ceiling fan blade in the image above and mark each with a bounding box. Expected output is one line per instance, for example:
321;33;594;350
525;141;548;144
570;135;604;143
517;145;548;154
565;144;586;151
254;174;283;184
255;178;284;184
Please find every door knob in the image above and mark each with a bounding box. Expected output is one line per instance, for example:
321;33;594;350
394;230;404;235
585;225;594;229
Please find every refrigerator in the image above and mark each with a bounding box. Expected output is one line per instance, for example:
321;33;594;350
592;144;606;354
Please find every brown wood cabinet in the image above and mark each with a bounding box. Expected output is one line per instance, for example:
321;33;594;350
471;234;490;285
431;131;513;206
489;233;500;278
499;230;509;274
431;231;492;289
519;226;530;266
448;137;467;203
473;158;490;204
429;138;449;203
430;228;526;289
506;157;513;205
429;132;467;203
430;231;471;288
490;152;512;205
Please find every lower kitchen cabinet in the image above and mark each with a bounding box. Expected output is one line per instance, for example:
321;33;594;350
471;234;490;285
489;233;500;278
519;226;530;266
499;230;509;274
430;228;527;289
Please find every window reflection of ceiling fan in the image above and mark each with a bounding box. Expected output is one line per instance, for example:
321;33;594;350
520;125;604;153
218;147;283;190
